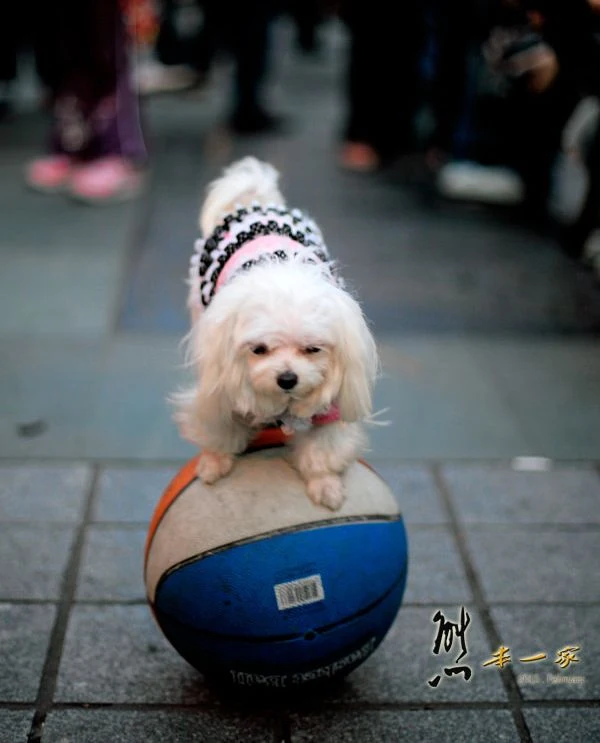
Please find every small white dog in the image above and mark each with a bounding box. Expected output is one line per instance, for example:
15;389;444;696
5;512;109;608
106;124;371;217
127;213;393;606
174;157;378;510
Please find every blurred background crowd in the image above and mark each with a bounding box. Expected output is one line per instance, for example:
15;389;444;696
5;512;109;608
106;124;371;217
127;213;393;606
1;0;599;275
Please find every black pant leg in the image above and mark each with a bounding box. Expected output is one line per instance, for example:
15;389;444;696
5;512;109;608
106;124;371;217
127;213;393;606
341;1;425;159
566;116;600;257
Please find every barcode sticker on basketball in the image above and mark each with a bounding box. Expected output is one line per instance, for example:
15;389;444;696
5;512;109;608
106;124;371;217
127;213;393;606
274;574;325;610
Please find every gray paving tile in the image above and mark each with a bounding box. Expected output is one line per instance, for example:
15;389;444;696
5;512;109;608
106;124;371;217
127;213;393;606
55;605;211;703
43;709;275;743
76;527;146;601
0;339;108;459
465;526;600;603
525;708;600;743
0;525;74;599
87;339;191;460
371;340;529;460
442;464;600;524
403;526;472;605
0;337;190;461
0;237;128;336
290;710;519;742
1;333;599;463
0;150;135;334
369;464;447;524
93;466;177;523
324;606;506;704
491;606;599;701
0;463;91;522
473;340;600;459
0;710;33;742
0;604;56;702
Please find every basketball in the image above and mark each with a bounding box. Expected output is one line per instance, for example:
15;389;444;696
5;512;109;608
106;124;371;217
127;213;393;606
144;448;408;690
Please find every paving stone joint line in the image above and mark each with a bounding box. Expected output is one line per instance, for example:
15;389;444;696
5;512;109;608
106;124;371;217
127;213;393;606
431;465;533;743
26;467;101;743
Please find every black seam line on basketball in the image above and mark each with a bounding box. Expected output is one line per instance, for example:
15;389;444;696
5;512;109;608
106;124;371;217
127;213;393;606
26;466;100;743
431;465;533;743
153;513;404;592
145;509;401;587
152;566;407;644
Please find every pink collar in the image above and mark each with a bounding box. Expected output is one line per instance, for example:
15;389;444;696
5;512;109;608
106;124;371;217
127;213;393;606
247;404;340;451
311;404;341;426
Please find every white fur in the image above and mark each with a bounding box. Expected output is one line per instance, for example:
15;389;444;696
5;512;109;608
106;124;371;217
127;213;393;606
199;157;284;238
174;157;379;510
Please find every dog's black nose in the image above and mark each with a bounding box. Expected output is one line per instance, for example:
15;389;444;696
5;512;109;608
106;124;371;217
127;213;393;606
277;371;298;390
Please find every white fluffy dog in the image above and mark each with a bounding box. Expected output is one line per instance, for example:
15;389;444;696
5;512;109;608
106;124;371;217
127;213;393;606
174;157;378;510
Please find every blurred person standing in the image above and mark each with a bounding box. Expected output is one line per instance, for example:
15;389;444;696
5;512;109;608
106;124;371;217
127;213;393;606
529;0;600;262
0;4;20;119
423;0;479;168
140;0;282;134
480;0;600;255
210;0;282;134
338;1;426;171
436;0;600;231
337;1;479;172
287;0;325;55
137;0;213;94
25;0;150;203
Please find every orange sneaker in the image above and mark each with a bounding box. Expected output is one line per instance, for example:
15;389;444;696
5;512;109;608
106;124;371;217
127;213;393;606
68;156;145;204
339;142;380;173
25;155;75;193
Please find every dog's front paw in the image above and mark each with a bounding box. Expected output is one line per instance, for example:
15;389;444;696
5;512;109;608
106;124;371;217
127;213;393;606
196;451;234;484
306;475;345;511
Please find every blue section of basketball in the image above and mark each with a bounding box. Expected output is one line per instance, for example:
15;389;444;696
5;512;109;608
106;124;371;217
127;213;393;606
152;519;408;685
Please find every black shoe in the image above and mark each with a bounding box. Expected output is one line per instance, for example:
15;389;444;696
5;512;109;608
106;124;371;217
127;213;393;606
558;222;587;262
0;83;12;122
229;108;289;136
296;28;321;56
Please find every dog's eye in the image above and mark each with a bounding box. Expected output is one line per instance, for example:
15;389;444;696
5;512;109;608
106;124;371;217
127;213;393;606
305;346;321;354
252;344;268;355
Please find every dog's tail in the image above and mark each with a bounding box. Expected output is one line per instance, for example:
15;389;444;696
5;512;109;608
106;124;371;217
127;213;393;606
200;157;285;237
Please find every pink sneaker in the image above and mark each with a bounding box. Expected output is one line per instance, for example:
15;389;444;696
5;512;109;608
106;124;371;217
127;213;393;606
25;155;74;193
68;156;145;204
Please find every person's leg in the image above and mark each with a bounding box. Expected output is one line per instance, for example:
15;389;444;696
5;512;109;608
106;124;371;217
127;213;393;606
151;0;212;80
0;2;19;116
288;0;323;54
340;1;425;167
428;0;473;156
191;0;218;75
563;115;600;259
507;76;579;220
226;0;278;132
28;0;146;199
155;0;185;66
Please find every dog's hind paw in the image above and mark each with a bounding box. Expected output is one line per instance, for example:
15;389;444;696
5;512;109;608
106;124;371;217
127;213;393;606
306;475;345;511
196;450;234;484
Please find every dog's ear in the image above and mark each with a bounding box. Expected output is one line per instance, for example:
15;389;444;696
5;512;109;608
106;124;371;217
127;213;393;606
192;308;244;422
333;293;379;422
173;307;241;443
